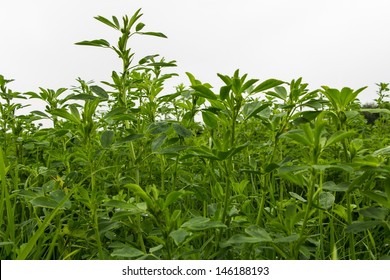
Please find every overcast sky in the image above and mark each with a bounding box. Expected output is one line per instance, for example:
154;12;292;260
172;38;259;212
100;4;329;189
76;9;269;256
1;0;390;103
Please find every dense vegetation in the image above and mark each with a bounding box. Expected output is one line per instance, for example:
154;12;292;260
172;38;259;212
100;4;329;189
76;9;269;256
1;9;389;260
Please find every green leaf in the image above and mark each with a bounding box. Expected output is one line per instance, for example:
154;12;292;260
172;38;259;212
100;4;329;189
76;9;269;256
163;190;190;209
124;184;154;211
222;234;260;247
30;196;59;209
17;189;74;259
135;22;145;31
283;129;312;146
157;145;188;155
169;229;190;246
94;15;119;30
30;110;50;118
75;39;110;48
91;85;109;99
151;134;166;151
318;192;335;209
289;192;307;202
373;146;390;156
192;85;217;100
116;134;144;144
219;85;231;100
362;190;390;208
216;142;249;160
245;225;272;242
202;111;219;129
242;78;259;93
322;181;348;192
139;32;167;38
139;54;159;65
100;130;115;148
103;200;143;214
172;123;192;138
243;101;270;120
359;207;389;220
185;146;220;160
186;72;201;86
325;130;356;148
346;221;382;234
68;94;97;101
273;234;300;243
181;216;226;231
51;108;81;124
148;122;170;134
111;246;144;258
253;79;285;93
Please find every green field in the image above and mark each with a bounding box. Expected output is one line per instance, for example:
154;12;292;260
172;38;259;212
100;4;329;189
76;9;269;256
1;9;389;260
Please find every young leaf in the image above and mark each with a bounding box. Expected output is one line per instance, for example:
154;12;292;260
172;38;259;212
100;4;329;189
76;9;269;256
75;39;110;48
139;32;167;38
136;22;145;31
94;15;119;30
253;79;285;93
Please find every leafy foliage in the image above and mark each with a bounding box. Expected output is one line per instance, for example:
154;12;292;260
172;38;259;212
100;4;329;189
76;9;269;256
0;10;389;260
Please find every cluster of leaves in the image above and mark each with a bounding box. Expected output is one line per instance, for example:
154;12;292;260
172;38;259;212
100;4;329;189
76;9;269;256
1;9;390;260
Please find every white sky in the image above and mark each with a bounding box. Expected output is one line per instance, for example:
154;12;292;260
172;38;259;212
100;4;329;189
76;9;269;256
1;0;390;104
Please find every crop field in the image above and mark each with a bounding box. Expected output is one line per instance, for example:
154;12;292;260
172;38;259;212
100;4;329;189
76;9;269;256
1;10;389;260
